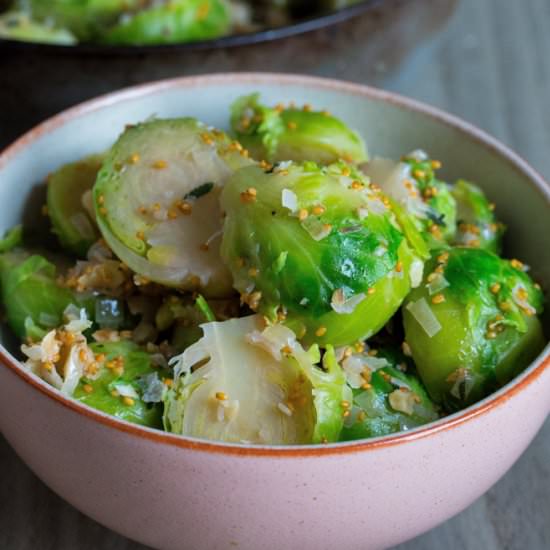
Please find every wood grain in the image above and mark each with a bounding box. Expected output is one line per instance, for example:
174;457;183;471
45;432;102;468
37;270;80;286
1;0;549;548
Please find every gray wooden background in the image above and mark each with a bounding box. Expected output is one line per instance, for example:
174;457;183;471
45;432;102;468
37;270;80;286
1;0;549;548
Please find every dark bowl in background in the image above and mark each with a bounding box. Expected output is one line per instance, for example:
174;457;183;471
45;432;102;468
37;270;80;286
0;0;388;55
0;0;458;148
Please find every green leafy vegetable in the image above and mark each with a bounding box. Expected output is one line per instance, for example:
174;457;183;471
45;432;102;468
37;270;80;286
74;340;166;428
164;316;351;444
362;152;457;249
0;225;23;253
27;0;138;40
93;117;253;297
102;0;231;45
451;179;505;253
231;93;368;164
0;252;91;340
403;247;545;410
340;346;439;440
220;161;424;346
47;154;103;257
195;294;216;322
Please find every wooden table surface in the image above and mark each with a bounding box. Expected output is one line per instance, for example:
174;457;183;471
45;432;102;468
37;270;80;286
1;0;549;548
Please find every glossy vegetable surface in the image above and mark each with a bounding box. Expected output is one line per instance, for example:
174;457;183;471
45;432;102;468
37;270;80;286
231;93;368;164
451;179;504;253
47;154;102;257
27;0;136;40
1;98;546;447
1;0;363;46
220;161;424;346
340;346;439;440
103;0;231;45
93;117;251;297
164;315;351;444
0;225;22;253
362;151;457;249
74;340;165;428
403;247;545;410
0;252;91;340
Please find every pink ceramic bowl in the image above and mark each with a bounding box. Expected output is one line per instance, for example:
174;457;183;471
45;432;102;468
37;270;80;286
0;74;548;550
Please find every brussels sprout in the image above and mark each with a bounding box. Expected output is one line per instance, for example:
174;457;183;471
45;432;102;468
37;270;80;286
93;118;252;297
163;315;351;444
103;0;231;45
230;93;368;164
73;340;166;428
24;0;114;40
0;252;92;340
451;179;505;253
220;161;424;346
26;0;140;40
47;154;102;257
339;346;439;441
403;247;545;411
362;151;457;248
0;10;76;44
0;225;23;253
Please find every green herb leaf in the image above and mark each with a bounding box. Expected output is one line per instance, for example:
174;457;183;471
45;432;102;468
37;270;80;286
195;294;216;322
184;182;214;200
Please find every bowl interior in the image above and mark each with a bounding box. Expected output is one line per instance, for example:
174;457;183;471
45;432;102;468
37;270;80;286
0;73;549;429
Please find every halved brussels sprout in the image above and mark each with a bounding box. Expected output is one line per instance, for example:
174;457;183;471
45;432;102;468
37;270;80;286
220;161;424;346
163;315;351;444
362;151;457;248
73;340;166;428
403;247;545;411
0;10;76;44
230;93;368;164
93;118;252;297
103;0;231;45
47;154;103;257
339;346;439;441
451;179;505;253
0;252;92;340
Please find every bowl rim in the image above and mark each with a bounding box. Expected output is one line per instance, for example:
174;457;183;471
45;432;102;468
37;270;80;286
1;72;549;457
0;0;382;55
